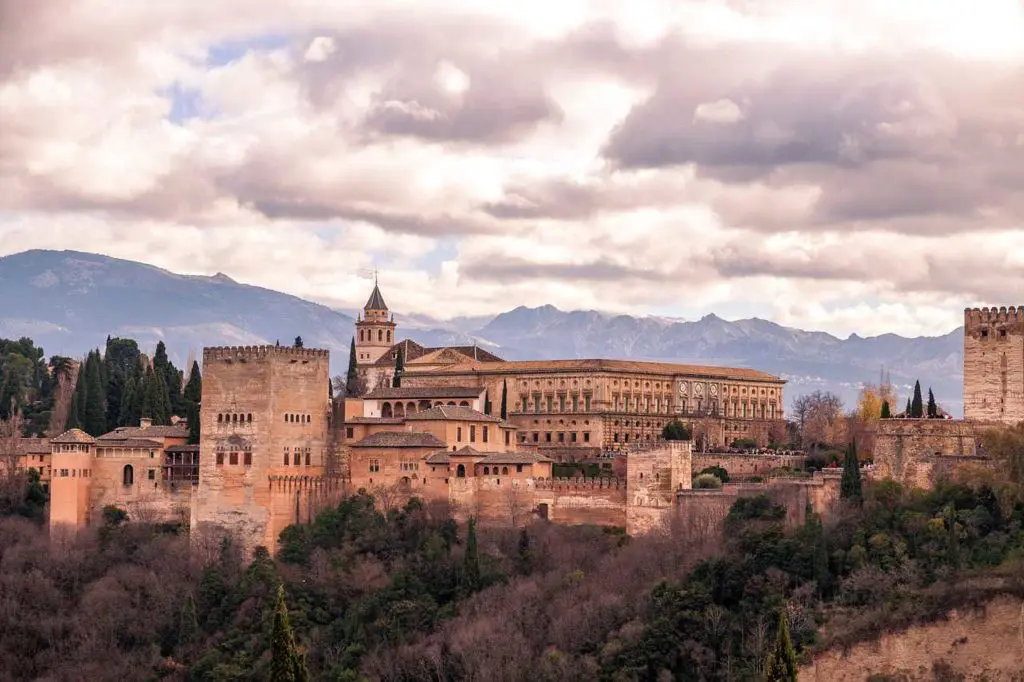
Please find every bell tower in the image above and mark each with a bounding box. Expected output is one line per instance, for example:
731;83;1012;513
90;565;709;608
355;278;397;366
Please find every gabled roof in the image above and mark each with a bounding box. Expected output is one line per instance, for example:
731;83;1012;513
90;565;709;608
365;283;388;311
97;424;189;440
351;431;445;448
14;437;51;455
363;386;484;400
51;429;96;445
371;340;503;367
450;446;486;457
403;405;502;423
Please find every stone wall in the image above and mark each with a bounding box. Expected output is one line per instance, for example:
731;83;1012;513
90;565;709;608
693;452;806;478
192;346;332;556
872;419;995;489
964;306;1024;423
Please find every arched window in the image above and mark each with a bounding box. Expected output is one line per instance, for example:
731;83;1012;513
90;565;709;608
378;329;383;342
407;402;416;414
394;403;405;418
483;466;490;475
459;401;469;407
456;464;466;477
387;330;392;342
217;414;223;423
382;403;393;418
231;413;237;423
247;414;252;423
123;465;134;486
447;401;456;406
502;466;509;475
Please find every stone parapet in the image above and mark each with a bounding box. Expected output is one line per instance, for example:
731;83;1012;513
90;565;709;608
203;346;330;361
534;477;624;490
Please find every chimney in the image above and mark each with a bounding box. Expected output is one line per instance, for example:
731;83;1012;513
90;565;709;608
139;417;152;429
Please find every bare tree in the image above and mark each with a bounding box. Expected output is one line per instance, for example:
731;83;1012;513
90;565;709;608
744;614;769;675
0;404;26;501
48;359;78;436
792;390;845;452
503;481;529;527
371;482;404;518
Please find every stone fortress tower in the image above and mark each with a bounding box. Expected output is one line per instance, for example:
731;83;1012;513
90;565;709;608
191;345;337;554
964;307;1024;423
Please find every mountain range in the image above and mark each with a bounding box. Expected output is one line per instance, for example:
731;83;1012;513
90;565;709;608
0;250;964;415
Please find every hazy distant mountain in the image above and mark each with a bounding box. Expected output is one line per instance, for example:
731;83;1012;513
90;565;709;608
0;250;355;367
0;250;964;414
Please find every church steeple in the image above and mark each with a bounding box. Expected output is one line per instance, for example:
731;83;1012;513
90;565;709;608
355;278;397;367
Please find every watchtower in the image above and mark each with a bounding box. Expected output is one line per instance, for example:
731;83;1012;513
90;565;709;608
964;307;1024;423
191;345;332;555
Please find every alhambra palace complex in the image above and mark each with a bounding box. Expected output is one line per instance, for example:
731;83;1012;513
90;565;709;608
34;284;1023;555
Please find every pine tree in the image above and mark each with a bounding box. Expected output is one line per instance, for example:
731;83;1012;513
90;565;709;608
294;336;303;348
392;346;404;388
83;351;107;436
880;400;891;419
840;440;863;505
270;584;308;682
911;380;924;418
500;379;508;420
927;388;938;418
345;337;360;397
764;610;799;681
463;517;481;591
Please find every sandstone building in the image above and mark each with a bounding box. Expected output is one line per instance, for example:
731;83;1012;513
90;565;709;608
353;282;787;450
964;307;1024;423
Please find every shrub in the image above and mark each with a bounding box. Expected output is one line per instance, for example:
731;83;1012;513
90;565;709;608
662;420;692;441
693;474;723;489
698;466;730;483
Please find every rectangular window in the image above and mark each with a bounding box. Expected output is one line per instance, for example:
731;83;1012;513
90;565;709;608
483;426;489;443
516;464;523;473
533;432;539;442
283;451;289;465
346;427;354;438
148;469;156;480
583;432;590;443
305;450;311;466
571;432;577;443
369;459;380;473
571;395;578;412
545;396;552;412
244;452;253;466
216;452;224;466
545;432;552;442
534;395;540;414
505;431;510;445
294;453;301;466
558;395;566;412
558;432;565;443
470;425;476;442
585;395;591;411
229;452;239;465
521;397;528;412
457;427;463;442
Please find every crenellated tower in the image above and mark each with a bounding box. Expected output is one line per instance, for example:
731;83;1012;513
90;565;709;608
964;306;1024;423
355;279;397;367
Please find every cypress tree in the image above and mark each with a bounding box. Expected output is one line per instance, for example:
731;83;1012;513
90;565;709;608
911;380;923;418
500;379;508;420
927;388;938;418
392;346;404;388
840;440;863;504
183;361;202;404
179;592;199;649
270;584;308;682
345;337;360;397
118;376;136;427
294;336;303;348
764;610;799;681
83;351;107;436
812;518;829;596
516;527;532;575
463;517;481;591
187;400;200;445
880;400;891;419
905;397;912;418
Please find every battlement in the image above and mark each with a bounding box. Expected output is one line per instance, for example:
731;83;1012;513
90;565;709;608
534;476;624;490
203;345;330;361
965;307;1024;328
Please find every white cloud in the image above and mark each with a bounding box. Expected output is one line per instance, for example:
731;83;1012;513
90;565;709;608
2;0;1024;338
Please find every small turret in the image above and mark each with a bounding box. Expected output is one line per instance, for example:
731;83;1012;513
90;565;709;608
355;278;397;366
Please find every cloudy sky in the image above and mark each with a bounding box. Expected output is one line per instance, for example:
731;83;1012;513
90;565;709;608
3;0;1024;338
